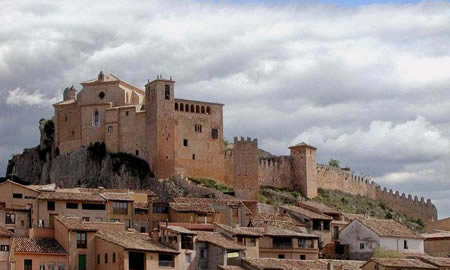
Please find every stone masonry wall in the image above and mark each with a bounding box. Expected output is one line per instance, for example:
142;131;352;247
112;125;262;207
316;164;437;221
233;137;259;201
258;156;293;189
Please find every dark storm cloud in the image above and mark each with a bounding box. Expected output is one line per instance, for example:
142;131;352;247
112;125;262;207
0;0;449;216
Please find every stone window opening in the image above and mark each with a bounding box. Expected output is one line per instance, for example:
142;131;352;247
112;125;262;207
185;104;189;112
99;91;105;99
97;254;100;264
191;104;194;112
165;85;170;100
136;150;139;156
211;128;218;139
71;130;75;136
5;213;15;224
201;106;205;113
113;252;116;263
360;242;365;249
206;107;211;114
300;255;306;260
77;232;87;248
105;253;108;264
175;103;178;111
196;105;200;113
183;139;188;147
93;110;99;127
125;111;129;116
180;104;184;111
404;240;408;249
64;116;68;122
195;124;202;133
48;201;56;211
192;154;196;160
278;254;285;259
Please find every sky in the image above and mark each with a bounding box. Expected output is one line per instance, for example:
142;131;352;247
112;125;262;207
0;0;449;217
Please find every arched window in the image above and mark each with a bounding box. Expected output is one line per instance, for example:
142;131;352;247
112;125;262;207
196;105;200;113
185;104;189;112
175;103;178;111
93;110;99;127
206;107;211;114
201;106;205;114
180;103;184;112
191;104;194;112
113;252;116;263
105;253;108;263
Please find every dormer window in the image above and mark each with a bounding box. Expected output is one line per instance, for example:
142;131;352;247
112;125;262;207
165;85;170;100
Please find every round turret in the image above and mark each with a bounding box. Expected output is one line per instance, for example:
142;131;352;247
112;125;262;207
63;85;77;101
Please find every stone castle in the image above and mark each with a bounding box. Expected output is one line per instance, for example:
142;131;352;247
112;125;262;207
53;72;437;221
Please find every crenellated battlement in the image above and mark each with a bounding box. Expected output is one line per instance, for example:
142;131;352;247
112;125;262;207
234;136;258;145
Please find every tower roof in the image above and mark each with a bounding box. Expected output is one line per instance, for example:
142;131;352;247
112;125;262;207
288;142;317;150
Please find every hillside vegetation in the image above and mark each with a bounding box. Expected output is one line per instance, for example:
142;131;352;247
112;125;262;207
259;186;425;233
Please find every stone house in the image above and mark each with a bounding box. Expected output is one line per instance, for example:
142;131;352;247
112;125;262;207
280;204;333;246
0;207;31;237
214;223;262;258
195;231;246;270
421;231;450;257
0;226;13;270
10;237;68;270
95;230;179;270
340;218;424;260
362;258;437;270
159;225;197;270
54;216;125;270
247;226;320;260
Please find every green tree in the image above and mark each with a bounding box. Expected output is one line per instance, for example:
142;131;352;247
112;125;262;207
328;158;340;168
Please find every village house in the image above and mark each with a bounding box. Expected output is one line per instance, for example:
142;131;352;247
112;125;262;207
340;218;424;260
248;226;320;260
159;225;197;270
96;230;179;270
362;258;437;270
195;231;246;270
54;216;125;270
0;226;13;269
10;237;68;270
421;231;450;257
214;223;262;258
280;204;333;246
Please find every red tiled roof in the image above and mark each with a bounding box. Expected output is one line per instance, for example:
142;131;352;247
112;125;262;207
96;231;178;254
158;222;214;231
406;255;450;267
169;202;215;213
100;192;133;201
195;231;246;250
367;258;437;269
243;258;327;270
356;218;423;239
215;223;263;237
421;231;450;239
12;237;67;255
173;197;242;207
280;205;332;220
248;226;319;238
38;191;105;202
297;201;340;215
56;216;98;232
250;213;305;232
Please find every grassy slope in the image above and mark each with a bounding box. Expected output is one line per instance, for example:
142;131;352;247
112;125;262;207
259;186;425;233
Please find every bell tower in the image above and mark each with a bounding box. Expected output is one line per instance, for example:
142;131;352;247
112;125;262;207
146;76;176;179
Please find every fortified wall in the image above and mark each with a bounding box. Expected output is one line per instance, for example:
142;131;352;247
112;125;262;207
316;164;437;221
253;144;437;221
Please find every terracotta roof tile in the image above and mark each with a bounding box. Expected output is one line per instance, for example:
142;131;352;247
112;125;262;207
248;226;319;238
195;231;245;250
298;201;340;215
100;192;133;201
218;266;247;270
281;205;332;220
162;225;197;235
169;202;215;213
0;226;14;237
56;216;98;232
319;260;366;270
356;218;423;239
250;213;305;232
369;258;437;269
97;231;178;253
407;255;450;267
173;197;242;207
421;231;450;239
12;237;67;254
38;191;105;202
243;258;327;270
158;222;214;231
215;223;263;237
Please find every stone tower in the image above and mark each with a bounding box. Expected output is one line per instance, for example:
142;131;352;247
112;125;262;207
63;85;77;101
289;143;318;199
145;76;176;179
233;137;259;201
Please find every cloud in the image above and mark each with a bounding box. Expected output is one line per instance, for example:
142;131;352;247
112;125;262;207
0;0;449;216
5;88;59;106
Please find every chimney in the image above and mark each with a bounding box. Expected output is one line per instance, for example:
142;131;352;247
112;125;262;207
328;263;334;270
